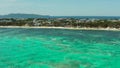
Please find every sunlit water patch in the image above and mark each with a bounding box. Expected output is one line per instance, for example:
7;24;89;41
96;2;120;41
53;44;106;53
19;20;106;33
0;28;120;68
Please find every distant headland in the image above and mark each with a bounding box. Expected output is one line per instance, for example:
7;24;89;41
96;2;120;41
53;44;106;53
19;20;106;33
0;13;120;19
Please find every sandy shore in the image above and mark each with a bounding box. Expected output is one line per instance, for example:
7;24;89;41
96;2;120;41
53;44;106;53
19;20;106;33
0;26;120;31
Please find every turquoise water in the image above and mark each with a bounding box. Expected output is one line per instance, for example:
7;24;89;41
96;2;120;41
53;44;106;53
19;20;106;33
0;28;120;68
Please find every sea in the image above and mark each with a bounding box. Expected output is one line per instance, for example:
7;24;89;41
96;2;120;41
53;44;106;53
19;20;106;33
51;16;120;19
0;28;120;68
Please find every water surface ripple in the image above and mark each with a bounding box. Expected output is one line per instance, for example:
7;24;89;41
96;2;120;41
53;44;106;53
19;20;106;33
0;28;120;68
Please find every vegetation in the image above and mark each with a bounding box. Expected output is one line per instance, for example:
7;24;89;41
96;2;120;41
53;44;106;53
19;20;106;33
0;18;120;28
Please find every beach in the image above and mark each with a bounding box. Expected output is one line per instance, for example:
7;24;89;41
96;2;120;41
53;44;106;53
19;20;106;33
0;26;120;31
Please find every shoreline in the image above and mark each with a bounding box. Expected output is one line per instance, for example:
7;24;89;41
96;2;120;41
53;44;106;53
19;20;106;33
0;26;120;31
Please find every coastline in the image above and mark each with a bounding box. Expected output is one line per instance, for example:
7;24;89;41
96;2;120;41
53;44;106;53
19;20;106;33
0;26;120;31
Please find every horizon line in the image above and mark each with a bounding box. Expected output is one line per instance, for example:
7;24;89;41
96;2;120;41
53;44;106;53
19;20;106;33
0;13;120;17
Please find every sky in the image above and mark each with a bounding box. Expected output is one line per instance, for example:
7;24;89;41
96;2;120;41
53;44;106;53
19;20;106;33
0;0;120;16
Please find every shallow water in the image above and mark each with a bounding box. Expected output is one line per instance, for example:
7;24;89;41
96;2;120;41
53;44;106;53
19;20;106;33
0;28;120;68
